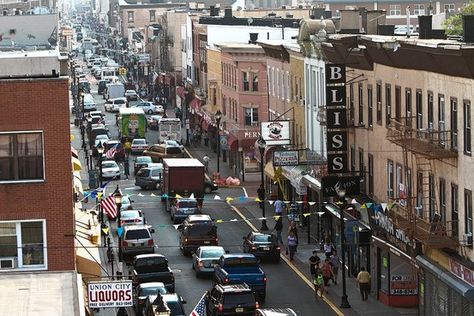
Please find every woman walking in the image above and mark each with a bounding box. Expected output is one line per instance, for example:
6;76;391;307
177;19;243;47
287;231;298;261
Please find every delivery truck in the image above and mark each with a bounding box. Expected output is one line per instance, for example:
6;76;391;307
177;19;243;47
118;108;146;142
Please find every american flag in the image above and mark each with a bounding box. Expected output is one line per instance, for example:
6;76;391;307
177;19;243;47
105;144;118;159
100;195;117;219
189;293;206;316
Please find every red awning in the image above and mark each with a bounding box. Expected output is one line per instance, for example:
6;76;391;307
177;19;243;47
177;86;185;99
227;134;238;151
189;97;201;110
71;146;78;158
240;138;258;149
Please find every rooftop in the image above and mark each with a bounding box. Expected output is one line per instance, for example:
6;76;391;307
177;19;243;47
0;49;64;78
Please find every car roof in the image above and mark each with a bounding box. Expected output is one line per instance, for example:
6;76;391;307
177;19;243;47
140;282;165;289
121;210;142;215
132;138;146;142
221;253;256;259
161;293;181;303
251;232;272;237
217;284;252;292
186;214;212;222
135;253;165;259
123;225;151;231
256;308;297;316
198;246;225;252
178;198;197;202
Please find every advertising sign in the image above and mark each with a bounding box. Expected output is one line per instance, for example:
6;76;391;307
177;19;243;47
88;281;133;308
321;175;360;197
273;150;299;166
449;258;474;286
261;121;291;145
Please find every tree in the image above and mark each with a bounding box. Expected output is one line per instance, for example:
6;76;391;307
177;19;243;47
443;1;474;36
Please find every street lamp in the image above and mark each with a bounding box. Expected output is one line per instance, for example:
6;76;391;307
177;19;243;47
114;186;123;262
97;142;104;188
337;188;351;309
257;136;269;231
215;110;222;173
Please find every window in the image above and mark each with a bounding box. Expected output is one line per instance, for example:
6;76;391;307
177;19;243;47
349;83;355;123
405;167;412;199
276;69;280;98
359;148;365;193
376;82;382;125
0;220;46;269
416;90;423;129
368;85;373;127
244;108;258;126
451;98;458;150
0;132;44;182
387;160;394;198
396;163;403;198
439;94;446;145
271;68;275;96
414;4;425;15
464;100;471;155
252;75;258;91
451;184;458;238
416;171;423;217
465;189;472;237
429;173;435;221
243;72;249;91
385;84;391;127
406;88;412;127
368;154;374;196
389;5;401;15
127;11;134;23
428;92;434;130
444;3;455;13
395;86;401;122
350;145;356;172
439;178;446;223
358;83;364;125
149;10;156;22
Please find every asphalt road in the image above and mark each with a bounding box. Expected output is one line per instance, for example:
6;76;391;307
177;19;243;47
85;78;335;316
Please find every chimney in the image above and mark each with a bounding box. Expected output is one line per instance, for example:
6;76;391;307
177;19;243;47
249;33;258;44
418;15;432;39
224;8;232;18
463;15;474;43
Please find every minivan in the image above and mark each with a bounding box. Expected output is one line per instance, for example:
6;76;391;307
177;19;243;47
179;222;218;255
143;141;185;162
135;165;162;190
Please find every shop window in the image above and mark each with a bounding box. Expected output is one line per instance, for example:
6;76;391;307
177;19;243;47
0;131;44;182
0;220;46;270
451;183;459;238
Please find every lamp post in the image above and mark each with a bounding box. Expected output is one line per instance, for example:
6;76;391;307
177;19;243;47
97;142;104;188
257;136;269;231
114;187;123;262
215;110;222;173
337;188;351;309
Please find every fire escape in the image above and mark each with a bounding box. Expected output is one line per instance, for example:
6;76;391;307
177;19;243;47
386;116;459;249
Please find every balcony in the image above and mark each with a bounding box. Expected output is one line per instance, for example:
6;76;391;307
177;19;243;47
386;118;458;159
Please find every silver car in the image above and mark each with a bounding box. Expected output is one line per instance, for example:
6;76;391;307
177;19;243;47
121;225;155;261
119;210;145;226
191;246;225;277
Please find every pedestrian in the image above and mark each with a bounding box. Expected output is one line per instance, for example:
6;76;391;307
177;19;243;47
313;268;325;299
330;250;340;285
124;138;131;156
273;216;283;245
356;267;371;301
203;131;209;146
203;154;210;172
287;230;298;261
123;158;130;180
188;131;194;147
324;238;335;259
288;221;299;246
322;258;334;290
257;184;265;209
274;199;284;215
309;250;321;281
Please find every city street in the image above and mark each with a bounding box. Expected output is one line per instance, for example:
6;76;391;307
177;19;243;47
79;81;336;316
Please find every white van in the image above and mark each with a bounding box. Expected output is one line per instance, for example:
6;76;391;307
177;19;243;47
83;93;97;111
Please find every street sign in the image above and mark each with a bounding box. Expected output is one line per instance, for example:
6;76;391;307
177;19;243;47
88;281;133;308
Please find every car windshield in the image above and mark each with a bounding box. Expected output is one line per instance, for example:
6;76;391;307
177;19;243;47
137;169;150;177
151;169;161;177
140;286;167;296
253;235;275;243
185;224;217;237
201;248;225;258
178;200;197;208
224;257;258;267
134;257;168;273
115;99;125;104
102;162;117;168
223;293;255;306
165;300;184;315
121;211;140;219
166;147;182;154
137;157;152;163
133;139;146;144
166;140;179;147
125;229;150;240
96;135;108;140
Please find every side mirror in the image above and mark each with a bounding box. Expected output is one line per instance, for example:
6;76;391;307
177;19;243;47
177;224;184;230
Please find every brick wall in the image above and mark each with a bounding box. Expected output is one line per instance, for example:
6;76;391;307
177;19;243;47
0;77;75;271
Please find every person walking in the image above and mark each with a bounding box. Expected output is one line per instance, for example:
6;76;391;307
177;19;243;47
309;250;321;282
356;267;371;301
313;268;325;299
321;258;334;290
257;184;265;209
123;158;130;180
323;238;335;259
287;231;298;261
274;199;284;215
203;154;210;172
124;138;131;156
288;221;299;245
330;251;340;285
273;216;283;245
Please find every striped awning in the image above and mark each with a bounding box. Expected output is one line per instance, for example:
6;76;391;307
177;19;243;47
72;157;82;171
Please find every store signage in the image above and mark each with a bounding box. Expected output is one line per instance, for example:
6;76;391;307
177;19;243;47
273;150;299;166
261;121;291;145
449;258;474;286
321;175;360;197
373;209;417;252
325;64;348;174
88;281;133;308
390;275;418;296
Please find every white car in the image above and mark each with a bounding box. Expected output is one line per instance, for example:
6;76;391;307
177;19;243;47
119;210;146;226
94;134;110;147
131;138;149;154
125;90;138;101
105;97;128;112
100;160;121;180
134;101;164;114
83;93;96;111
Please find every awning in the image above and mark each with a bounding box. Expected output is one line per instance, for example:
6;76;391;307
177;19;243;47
73;172;83;194
189;97;201;110
240;138;258;149
227;133;238;151
75;207;101;282
264;161;275;179
416;255;474;300
72;157;82;171
71;146;79;158
302;174;321;192
281;165;308;195
177;86;185;99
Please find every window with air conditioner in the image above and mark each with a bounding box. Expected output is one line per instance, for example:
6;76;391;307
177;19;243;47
0;220;46;270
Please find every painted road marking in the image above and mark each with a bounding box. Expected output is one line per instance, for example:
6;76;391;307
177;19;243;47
242;187;248;197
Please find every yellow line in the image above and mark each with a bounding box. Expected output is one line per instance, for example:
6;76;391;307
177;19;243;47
227;202;345;316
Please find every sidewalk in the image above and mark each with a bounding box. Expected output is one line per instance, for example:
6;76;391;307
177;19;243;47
183;131;418;316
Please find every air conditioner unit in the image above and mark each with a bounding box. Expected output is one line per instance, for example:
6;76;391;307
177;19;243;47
0;257;15;269
464;233;473;246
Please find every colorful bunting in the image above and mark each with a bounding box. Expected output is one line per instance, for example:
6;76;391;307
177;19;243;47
268;200;274;205
101;227;109;235
176;194;183;199
215;219;224;223
117;227;123;238
239;196;247;202
190;193;195;199
255;198;262;202
214;195;221;200
226;197;234;203
303;213;311;217
138;193;144;197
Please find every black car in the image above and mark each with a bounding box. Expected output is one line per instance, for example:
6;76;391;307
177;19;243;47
98;80;107;95
179;221;218;256
205;284;258;316
242;232;281;262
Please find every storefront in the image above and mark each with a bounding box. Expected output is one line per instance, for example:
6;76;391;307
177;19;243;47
371;205;420;307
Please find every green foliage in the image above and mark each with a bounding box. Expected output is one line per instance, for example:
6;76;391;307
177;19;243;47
442;1;474;36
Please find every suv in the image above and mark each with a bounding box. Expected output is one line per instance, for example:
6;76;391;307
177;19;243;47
105;97;128;112
170;198;200;224
205;284;258;316
121;225;155;261
143;140;185;162
135;165;162;190
179;221;218;255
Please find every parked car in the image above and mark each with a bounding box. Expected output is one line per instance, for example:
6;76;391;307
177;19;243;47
242;232;281;263
134;156;154;174
134;282;168;316
144;293;186;316
82;93;96;111
125;89;139;101
105;97;128;112
100;160;121;180
205;284;259;316
120;210;146;226
98;80;107;95
135;165;162;190
131;138;149;154
191;246;226;277
121;225;155;261
134;101;164;114
143;141;185;162
256;308;298;316
130;254;175;292
179;221;218;255
170;198;200;224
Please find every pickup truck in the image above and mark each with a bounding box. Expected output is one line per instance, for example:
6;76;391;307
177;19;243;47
130;254;175;293
213;253;267;302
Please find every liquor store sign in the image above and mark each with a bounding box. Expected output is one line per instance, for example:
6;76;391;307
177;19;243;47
88;281;133;308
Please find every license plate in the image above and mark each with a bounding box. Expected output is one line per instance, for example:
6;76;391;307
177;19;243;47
235;307;244;313
204;241;210;244
263;247;270;251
